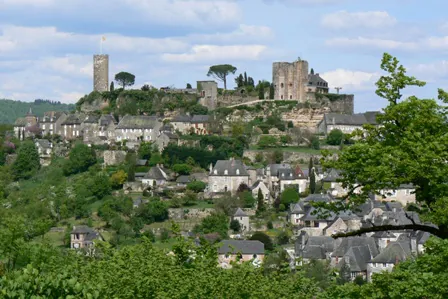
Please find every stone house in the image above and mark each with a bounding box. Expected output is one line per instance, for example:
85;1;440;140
376;184;416;206
171;115;192;134
81;115;101;143
251;180;271;203
115;115;163;143
35;139;52;165
176;175;192;187
155;131;179;151
233;208;250;232
317;111;380;135
142;165;168;187
14;108;39;140
13;118;27;140
40;111;67;136
61;114;82;140
306;70;329;94
197;80;217;110
294;232;336;264
171;115;210;135
218;240;264;267
71;225;104;249
208;159;249;195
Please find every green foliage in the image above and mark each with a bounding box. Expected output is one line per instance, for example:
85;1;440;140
302;259;334;290
310;136;320;150
194;212;229;239
229;219;241;233
186;180;206;193
114;71;136;89
272;150;283;164
276;231;290;245
187;104;208;115
136;198;169;224
0;99;74;124
310;169;316;194
326;129;344;145
321;53;448;238
110;170;127;189
207;64;237;89
110;81;114;91
250;231;274;251
148;152;163;166
239;190;256;208
63;143;96;176
280;135;292;146
258;135;278;149
280;187;299;210
11;140;40;180
257;189;265;213
186;83;192;89
172;163;192;175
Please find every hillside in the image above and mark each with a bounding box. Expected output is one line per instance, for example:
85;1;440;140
0;99;75;124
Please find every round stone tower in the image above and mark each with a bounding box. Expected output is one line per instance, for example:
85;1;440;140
93;54;109;92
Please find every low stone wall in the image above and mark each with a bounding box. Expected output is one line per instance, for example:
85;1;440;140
168;208;215;220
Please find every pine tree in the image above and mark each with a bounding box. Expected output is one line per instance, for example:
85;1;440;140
309;157;316;194
269;83;275;99
308;157;314;177
110;81;114;91
258;86;265;99
244;72;248;86
257;188;265;212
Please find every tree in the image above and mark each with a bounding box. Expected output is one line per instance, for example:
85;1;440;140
249;231;273;251
172;164;192;175
229;219;241;233
272;150;283;164
310;169;316;194
244;72;248;86
269;83;275;99
125;152;136;182
186;181;206;193
322;52;448;239
207;64;237;90
114;72;135;89
326;129;344;145
310;136;320;150
280;135;292;146
63;143;96;176
110;170;128;189
280;187;299;210
141;84;150;91
257;189;265;213
276;231;290;245
235;74;244;88
258;136;278;149
110;81;114;91
194;213;229;239
11;140;40;180
258;86;265;99
186;83;192;89
239;190;256;208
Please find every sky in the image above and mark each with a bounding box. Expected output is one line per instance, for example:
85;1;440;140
0;0;447;112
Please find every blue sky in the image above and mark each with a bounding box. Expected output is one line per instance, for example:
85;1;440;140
0;0;446;112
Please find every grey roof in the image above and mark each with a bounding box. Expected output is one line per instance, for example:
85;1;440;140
218;240;264;255
369;241;411;264
290;202;305;214
234;208;248;217
99;114;117;126
36;139;52;149
308;73;328;87
302;206;335;221
116;115;161;129
133;198;149;207
322;169;341;182
191;115;210;123
278;168;298;180
14;117;26;126
172;115;192;122
323;112;381;126
176;175;192;184
295;234;335;259
42;111;64;123
136;159;147;166
83;115;100;124
267;163;292;176
302;193;334;203
340;245;374;272
144;166;167;180
135;172;146;177
211;160;249;176
161;132;179;140
333;237;379;258
62;114;81;125
72;225;95;234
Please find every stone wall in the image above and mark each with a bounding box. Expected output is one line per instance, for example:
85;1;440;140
168;208;215;220
217;94;259;107
80;97;110;113
93;54;109;92
103;150;127;166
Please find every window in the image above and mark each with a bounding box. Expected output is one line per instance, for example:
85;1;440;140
314;221;319;227
289;83;292;87
214;170;217;175
240;217;243;220
201;90;205;97
236;169;240;175
224;186;228;192
281;95;284;99
42;124;46;130
225;254;230;258
224;170;228;175
280;83;284;88
383;263;387;267
289;95;292;99
305;221;311;227
253;254;257;259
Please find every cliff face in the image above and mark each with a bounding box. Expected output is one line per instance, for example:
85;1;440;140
80;97;110;113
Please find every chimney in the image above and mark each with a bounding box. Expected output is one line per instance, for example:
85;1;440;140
410;235;417;255
332;117;335;125
209;163;213;174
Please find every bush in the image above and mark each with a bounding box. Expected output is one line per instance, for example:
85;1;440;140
249;231;274;251
326;129;344;145
276;231;290;245
229;219;241;233
186;181;206;193
280;187;299;210
310;136;320;150
258;135;278;149
267;221;273;230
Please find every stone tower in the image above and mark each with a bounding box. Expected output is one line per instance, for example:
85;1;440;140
272;58;309;102
93;54;109;92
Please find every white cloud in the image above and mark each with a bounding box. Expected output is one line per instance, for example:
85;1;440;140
320;69;380;92
410;61;448;81
161;45;267;63
321;10;397;29
325;37;419;51
187;24;274;44
264;0;346;5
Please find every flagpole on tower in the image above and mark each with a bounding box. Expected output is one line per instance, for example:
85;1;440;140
100;36;106;54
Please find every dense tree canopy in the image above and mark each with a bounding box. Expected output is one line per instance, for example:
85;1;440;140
63;143;97;176
114;72;136;89
321;53;448;238
207;64;237;90
11;140;40;180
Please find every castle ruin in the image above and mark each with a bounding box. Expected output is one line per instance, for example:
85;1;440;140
272;58;309;101
93;54;109;92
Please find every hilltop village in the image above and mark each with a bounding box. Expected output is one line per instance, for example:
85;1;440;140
3;53;432;284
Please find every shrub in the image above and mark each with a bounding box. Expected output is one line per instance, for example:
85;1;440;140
250;231;274;251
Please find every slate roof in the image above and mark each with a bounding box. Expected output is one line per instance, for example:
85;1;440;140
218;240;264;255
35;139;52;149
267;163;292;177
14;117;26;127
278;168;299;180
308;73;328;87
116;115;160;129
234;208;248;217
340;245;374;272
144;166;168;180
62;114;81;125
322;169;341;182
42;111;64;123
290;202;305;214
133;198;149;207
302;193;334;203
83;115;100;124
136;159;147;166
369;241;411;264
191;115;210;123
161;132;179;140
99;114;117;126
72;225;95;234
332;237;379;258
295;234;335;259
172;115;192;122
323;112;381;126
211;159;249;176
176;175;192;184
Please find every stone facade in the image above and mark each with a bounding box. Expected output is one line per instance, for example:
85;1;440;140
208;159;249;195
272;59;309;101
197;80;217;110
103;150;127;166
93;54;109;92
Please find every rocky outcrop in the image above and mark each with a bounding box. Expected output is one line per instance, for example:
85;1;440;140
103;150;127;166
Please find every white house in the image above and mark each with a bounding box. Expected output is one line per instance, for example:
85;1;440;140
208;159;249;195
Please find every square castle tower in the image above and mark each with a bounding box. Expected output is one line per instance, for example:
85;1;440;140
272;58;309;102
